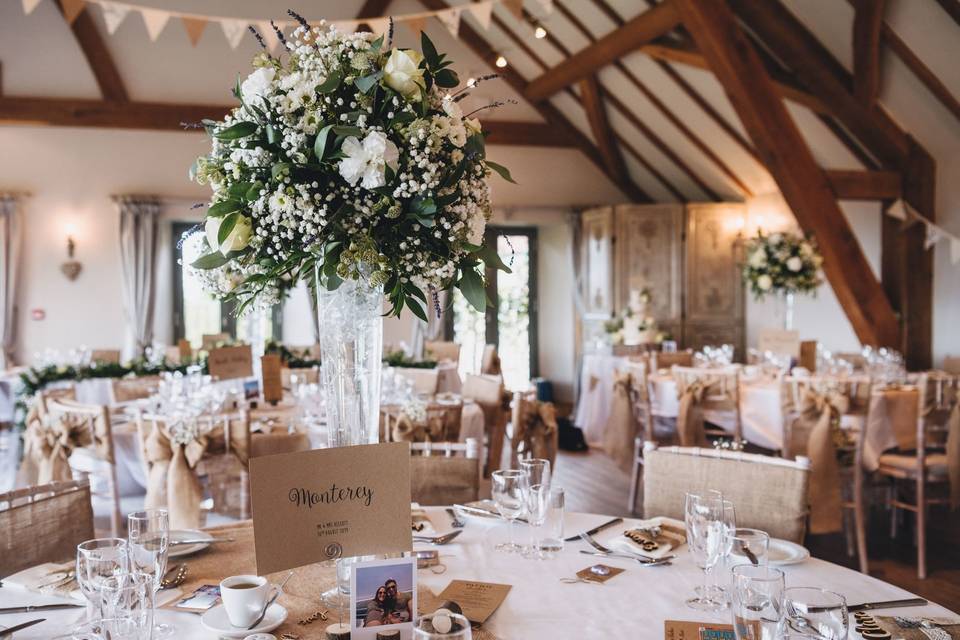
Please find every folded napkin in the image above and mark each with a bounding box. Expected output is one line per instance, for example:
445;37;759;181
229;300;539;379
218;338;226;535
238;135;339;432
606;517;686;560
411;503;436;535
3;562;83;601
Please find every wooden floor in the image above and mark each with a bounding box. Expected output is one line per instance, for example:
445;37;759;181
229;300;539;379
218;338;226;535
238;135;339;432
553;448;960;613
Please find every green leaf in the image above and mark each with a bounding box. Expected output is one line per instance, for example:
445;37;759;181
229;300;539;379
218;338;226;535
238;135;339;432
421;32;439;66
485;160;517;184
434;68;459;88
214;121;258;140
316;69;342;94
271;163;291;181
416;216;435;228
370;35;384;53
207;199;241;217
411;196;437;215
477;244;512;273
459;267;487;313
333;125;363;137
245;182;263;201
465;133;485;157
228;182;254;199
217;212;239;245
191;251;229;269
406;294;428;322
354;71;383;94
265;124;279;145
313;124;335;161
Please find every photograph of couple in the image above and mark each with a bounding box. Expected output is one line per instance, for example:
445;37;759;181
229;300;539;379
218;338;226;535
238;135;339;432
353;560;417;639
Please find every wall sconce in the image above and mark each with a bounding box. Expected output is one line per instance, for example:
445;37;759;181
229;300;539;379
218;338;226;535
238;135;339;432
60;234;82;281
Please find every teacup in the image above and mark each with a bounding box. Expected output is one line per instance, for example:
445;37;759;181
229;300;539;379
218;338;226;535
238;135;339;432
219;574;280;627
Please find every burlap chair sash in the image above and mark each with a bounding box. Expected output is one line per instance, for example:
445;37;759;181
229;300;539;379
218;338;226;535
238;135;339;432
512;397;558;468
142;416;249;530
26;405;110;485
792;388;850;534
604;371;636;473
675;379;730;447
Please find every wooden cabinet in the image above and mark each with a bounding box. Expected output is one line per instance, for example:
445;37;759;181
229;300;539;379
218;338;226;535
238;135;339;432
580;203;745;357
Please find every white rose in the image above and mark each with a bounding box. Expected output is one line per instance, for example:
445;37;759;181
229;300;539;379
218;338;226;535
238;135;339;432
748;249;767;268
240;67;275;105
786;256;803;272
768;232;782;244
337;131;400;190
205;214;253;256
465;118;482;135
467;213;486;245
442;98;463;120
757;274;773;291
383;49;425;101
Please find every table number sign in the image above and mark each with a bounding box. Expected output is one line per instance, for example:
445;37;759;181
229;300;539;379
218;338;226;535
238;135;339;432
207;345;253;380
261;354;283;404
177;338;192;363
249;442;412;574
758;328;801;358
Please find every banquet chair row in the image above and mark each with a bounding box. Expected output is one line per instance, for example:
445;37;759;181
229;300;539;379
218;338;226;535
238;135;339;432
0;479;95;578
409;439;482;505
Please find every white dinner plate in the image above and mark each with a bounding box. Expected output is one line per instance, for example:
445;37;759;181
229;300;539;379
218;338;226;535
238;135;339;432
200;603;287;638
168;529;213;558
768;538;810;565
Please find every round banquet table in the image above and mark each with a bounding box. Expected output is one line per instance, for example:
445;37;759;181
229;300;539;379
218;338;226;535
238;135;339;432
1;508;954;639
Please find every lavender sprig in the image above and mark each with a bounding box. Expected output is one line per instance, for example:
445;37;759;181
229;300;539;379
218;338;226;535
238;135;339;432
286;9;310;30
270;20;288;50
248;25;271;54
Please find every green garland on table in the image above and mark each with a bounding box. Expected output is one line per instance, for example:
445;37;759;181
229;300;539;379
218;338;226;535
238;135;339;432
263;340;321;368
383;348;437;369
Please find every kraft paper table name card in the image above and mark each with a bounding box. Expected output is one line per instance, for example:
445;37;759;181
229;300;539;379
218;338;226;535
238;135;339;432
249;442;412;574
260;354;283;404
207;345;253;380
758;328;801;358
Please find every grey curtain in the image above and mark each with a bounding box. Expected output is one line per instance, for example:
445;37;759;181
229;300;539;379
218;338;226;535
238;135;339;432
0;195;23;369
569;210;587;403
117;196;160;359
410;289;448;358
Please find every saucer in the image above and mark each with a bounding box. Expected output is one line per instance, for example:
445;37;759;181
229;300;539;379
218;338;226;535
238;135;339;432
200;603;288;638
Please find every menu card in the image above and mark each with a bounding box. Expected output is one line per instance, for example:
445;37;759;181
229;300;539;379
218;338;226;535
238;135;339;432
758;328;800;357
249;442;412;574
261;354;283;404
177;338;192;363
207;345;253;380
437;580;511;624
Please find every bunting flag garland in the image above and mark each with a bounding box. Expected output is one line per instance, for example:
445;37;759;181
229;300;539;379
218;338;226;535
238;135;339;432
23;0;509;49
534;0;555;14
60;0;86;24
21;0;43;16
885;198;960;265
101;1;129;34
140;7;169;41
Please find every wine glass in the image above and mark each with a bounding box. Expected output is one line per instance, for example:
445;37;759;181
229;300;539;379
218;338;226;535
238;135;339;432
730;564;784;640
128;509;173;636
492;469;525;553
99;573;154;639
684;491;730;611
781;588;848;639
76;539;129;620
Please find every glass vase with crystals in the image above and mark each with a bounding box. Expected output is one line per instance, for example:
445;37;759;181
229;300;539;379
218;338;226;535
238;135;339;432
188;11;510;617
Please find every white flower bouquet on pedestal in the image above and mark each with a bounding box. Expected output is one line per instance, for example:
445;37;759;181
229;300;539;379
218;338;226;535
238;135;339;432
742;231;823;299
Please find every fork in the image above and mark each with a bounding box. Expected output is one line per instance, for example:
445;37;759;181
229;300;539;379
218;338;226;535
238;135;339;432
412;530;463;545
579;550;675;566
579;533;674;564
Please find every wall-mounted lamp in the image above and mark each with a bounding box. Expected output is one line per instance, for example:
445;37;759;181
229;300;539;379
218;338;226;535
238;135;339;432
60;234;82;281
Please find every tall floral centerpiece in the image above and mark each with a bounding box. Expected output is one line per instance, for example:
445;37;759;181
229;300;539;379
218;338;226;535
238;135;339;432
190;15;510;450
742;231;824;329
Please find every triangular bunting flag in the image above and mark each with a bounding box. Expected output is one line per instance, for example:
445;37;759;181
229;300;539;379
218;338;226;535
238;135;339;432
258;20;280;52
366;17;389;36
436;7;462;37
503;0;525;20
100;1;129;34
951;238;960;265
140;8;170;41
60;0;86;24
404;15;428;36
468;1;494;30
924;223;943;250
885;199;907;221
220;19;248;49
21;0;43;16
534;0;554;14
182;17;207;46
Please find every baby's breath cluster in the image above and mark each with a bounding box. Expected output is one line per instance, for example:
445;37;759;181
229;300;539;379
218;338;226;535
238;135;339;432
190;18;512;318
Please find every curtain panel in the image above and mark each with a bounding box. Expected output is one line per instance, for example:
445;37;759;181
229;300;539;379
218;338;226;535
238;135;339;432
117;196;161;359
0;195;23;369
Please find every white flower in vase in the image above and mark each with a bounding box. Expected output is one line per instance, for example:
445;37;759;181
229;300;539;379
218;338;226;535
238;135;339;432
205;215;253;256
757;274;773;291
338;131;400;189
786;256;804;272
383;49;425;100
240;67;276;105
748;249;767;268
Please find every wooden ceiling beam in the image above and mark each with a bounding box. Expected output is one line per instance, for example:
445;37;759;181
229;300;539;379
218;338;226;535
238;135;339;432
881;22;960;124
932;0;960;29
418;0;651;202
639;39;831;115
852;0;885;106
579;76;628;183
825;169;901;200
54;0;128;103
616;133;686;201
523;1;682;102
0;96;565;147
675;0;900;347
355;0;393;31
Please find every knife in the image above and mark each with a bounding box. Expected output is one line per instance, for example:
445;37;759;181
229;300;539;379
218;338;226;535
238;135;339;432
807;597;927;613
169;537;235;546
453;504;529;524
564;517;624;542
0;618;45;635
0;604;82;614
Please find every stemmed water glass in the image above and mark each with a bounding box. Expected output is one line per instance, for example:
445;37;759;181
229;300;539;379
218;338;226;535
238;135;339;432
492;469;525;553
519;458;551;558
684;491;731;611
128;509;173;636
730;564;784;640
76;538;129;620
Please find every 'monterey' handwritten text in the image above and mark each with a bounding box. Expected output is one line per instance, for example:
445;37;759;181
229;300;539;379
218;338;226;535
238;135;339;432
288;485;374;508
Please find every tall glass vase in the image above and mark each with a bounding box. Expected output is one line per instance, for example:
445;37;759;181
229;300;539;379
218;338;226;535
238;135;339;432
782;292;796;331
314;265;383;610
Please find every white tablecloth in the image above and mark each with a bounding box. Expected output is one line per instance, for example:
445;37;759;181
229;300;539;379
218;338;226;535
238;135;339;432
1;508;954;638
